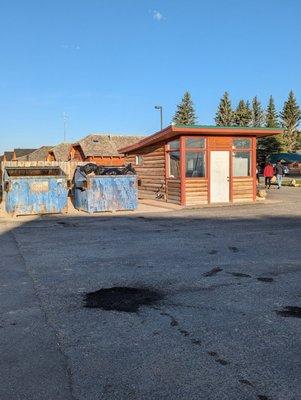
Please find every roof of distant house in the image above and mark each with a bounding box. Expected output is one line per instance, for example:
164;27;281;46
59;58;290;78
48;143;72;161
74;134;144;157
14;148;37;159
17;146;53;161
4;151;14;161
269;153;301;163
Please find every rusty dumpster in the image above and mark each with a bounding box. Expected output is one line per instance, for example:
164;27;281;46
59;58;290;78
3;166;68;216
73;168;137;213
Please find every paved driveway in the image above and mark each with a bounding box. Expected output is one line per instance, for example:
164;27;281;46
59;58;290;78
1;187;301;400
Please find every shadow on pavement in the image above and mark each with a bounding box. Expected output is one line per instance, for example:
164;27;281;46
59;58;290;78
0;207;301;400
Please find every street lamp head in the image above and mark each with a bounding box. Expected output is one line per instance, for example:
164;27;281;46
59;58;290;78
154;105;162;110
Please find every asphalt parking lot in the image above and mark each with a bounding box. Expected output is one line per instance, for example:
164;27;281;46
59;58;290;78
0;187;301;400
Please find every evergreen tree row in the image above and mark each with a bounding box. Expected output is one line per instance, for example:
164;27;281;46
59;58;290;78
172;91;301;154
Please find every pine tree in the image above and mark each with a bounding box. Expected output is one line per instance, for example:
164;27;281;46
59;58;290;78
265;95;279;128
173;91;197;125
233;100;252;126
279;90;301;152
251;96;264;127
297;132;301;150
257;96;281;163
215;92;233;126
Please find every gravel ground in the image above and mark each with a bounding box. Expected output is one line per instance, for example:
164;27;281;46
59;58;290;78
0;187;300;400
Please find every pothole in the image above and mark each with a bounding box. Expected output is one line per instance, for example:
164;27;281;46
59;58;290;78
83;287;164;313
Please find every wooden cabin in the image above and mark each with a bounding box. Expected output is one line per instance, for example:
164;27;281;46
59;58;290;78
69;134;144;166
120;125;283;206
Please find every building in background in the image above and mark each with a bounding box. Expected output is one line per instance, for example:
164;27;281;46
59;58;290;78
17;146;53;161
46;143;72;162
12;149;37;160
268;153;301;175
3;151;14;162
70;134;144;166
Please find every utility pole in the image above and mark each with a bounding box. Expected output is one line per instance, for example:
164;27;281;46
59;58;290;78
154;105;163;130
62;112;68;142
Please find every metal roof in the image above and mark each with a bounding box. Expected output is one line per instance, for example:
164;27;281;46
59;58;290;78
269;153;301;163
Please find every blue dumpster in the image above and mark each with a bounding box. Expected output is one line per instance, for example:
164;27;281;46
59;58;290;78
73;168;137;213
3;167;68;216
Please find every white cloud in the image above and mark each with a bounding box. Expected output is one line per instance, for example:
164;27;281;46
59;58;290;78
152;10;164;21
61;44;80;51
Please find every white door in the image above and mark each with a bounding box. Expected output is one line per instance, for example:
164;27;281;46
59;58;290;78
210;151;230;203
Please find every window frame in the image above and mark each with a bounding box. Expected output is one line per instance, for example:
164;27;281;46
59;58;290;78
232;138;252;178
135;155;144;166
165;137;181;180
185;136;207;179
232;138;251;150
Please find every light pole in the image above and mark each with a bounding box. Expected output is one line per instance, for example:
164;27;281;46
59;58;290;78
154;105;163;130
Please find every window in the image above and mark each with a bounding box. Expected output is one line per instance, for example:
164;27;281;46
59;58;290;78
185;137;206;178
186;152;205;177
169;151;180;178
186;138;205;148
233;151;251;176
167;139;180;178
169;139;180;150
233;138;251;149
232;138;251;177
135;155;143;165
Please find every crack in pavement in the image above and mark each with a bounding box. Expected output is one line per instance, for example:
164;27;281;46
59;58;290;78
10;229;78;400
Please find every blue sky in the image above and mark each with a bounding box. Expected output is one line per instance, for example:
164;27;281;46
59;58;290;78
0;0;300;153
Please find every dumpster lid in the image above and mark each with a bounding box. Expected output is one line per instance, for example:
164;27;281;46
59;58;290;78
5;166;66;177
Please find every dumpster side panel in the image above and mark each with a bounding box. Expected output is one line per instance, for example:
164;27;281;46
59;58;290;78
90;176;137;212
5;177;68;216
74;176;137;212
74;188;89;212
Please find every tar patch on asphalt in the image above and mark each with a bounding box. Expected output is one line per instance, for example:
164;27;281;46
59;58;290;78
83;287;164;313
239;379;254;387
228;272;251;278
208;250;218;255
203;267;223;277
257;277;274;283
228;246;239;253
275;306;301;318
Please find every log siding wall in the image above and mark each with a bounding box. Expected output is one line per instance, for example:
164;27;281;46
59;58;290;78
232;177;253;202
125;144;166;201
166;179;181;204
185;179;208;206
